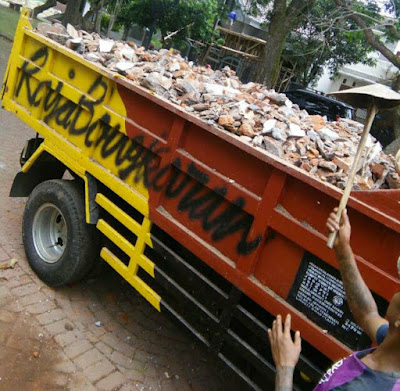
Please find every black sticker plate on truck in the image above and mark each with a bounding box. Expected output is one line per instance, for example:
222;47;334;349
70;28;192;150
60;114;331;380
288;252;387;351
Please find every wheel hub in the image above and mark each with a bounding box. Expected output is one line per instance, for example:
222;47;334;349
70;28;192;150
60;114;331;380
32;203;67;263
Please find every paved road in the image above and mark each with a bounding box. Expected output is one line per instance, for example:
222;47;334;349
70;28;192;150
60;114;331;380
0;36;250;391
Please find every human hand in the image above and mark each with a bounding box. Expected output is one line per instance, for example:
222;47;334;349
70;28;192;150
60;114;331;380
268;314;301;369
326;208;351;253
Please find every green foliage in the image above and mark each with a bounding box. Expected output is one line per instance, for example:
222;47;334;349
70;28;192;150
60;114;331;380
101;13;110;30
150;37;163;49
117;0;219;44
100;12;122;32
282;0;376;86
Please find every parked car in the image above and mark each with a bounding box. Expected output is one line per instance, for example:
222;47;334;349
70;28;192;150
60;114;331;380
284;88;355;121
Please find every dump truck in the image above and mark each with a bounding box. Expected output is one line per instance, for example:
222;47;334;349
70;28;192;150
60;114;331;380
2;10;399;391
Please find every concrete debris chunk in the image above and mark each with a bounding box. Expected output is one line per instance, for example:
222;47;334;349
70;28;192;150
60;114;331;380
47;32;69;45
318;127;339;142
99;39;114;53
262;119;276;134
39;24;398;190
263;137;282;158
66;23;79;39
116;61;135;72
288;123;306;138
239;123;255;137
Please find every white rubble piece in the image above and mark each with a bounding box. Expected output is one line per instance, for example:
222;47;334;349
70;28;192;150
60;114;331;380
262;119;276;134
288;123;306;138
318;127;339;142
99;39;114;53
66;24;79;39
35;21;398;190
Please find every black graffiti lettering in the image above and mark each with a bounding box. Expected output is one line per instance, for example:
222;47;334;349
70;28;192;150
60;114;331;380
69;106;92;135
16;47;49;100
118;138;147;181
115;138;136;166
17;47;263;255
43;82;63;113
204;199;262;255
164;159;190;199
53;100;76;128
84;121;98;147
149;163;170;192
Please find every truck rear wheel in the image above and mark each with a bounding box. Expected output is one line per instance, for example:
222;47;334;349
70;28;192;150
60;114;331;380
23;179;99;287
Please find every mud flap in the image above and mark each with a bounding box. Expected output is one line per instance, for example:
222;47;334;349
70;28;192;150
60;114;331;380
10;151;66;197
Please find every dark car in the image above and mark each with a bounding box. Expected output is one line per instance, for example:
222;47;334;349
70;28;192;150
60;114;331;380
284;89;355;121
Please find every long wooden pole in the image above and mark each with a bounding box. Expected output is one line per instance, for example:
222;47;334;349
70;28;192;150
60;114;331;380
327;103;378;249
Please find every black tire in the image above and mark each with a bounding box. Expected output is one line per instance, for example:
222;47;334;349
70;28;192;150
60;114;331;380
22;179;100;287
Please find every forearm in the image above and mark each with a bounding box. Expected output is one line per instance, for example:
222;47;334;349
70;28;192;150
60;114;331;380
275;366;294;391
335;244;378;325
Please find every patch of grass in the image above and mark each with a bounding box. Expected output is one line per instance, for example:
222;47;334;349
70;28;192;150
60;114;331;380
0;7;38;41
0;37;12;82
0;7;21;40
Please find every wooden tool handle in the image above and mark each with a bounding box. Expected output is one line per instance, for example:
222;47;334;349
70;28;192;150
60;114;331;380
327;104;377;249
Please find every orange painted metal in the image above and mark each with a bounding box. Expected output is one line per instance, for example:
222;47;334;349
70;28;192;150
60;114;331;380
116;78;400;363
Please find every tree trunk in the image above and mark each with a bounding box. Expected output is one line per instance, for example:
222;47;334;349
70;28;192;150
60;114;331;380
94;0;104;35
142;24;156;49
32;0;57;18
63;0;83;27
255;6;289;87
122;24;130;41
255;0;315;88
107;0;124;37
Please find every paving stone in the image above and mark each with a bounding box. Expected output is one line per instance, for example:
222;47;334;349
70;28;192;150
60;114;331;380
18;291;47;306
95;341;113;355
36;308;66;325
0;246;9;262
0;310;15;323
109;350;133;368
11;283;39;297
52;354;77;374
73;348;104;370
5;274;34;288
54;330;84;348
96;370;126;391
25;299;56;314
83;358;115;383
65;340;93;359
69;379;98;391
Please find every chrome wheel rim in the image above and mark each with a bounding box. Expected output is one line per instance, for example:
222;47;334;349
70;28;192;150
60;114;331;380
32;203;67;263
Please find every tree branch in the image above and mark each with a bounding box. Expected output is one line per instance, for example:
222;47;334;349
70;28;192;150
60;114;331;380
332;0;400;70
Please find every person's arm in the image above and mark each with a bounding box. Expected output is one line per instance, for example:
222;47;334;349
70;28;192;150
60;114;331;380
326;208;387;342
268;314;301;391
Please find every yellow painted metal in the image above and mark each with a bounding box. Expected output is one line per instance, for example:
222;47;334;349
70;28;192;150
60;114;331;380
101;247;161;311
2;10;160;311
95;193;151;245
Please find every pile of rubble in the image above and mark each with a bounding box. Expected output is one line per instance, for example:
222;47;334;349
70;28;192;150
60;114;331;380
36;22;400;190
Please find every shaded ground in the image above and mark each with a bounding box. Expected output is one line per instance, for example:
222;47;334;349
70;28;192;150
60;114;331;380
0;311;70;391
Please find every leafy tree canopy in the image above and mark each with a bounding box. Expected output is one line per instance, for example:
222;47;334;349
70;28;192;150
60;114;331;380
118;0;219;44
283;0;375;86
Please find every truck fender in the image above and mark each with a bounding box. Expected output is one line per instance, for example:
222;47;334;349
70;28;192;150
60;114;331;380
10;138;66;197
10;138;99;225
